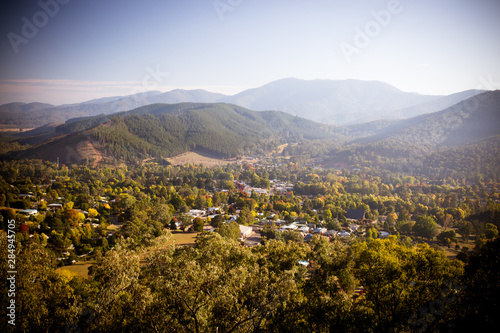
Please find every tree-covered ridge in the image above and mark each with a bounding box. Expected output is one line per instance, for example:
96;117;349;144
7;103;335;163
89;103;278;159
352;90;500;151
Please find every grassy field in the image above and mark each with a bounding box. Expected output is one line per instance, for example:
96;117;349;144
172;231;199;246
435;238;475;259
57;260;95;279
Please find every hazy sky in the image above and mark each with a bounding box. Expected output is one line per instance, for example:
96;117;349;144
1;0;499;105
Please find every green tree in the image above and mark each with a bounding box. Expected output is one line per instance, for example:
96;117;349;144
484;223;498;239
217;221;240;240
210;214;224;228
151;203;173;228
437;229;458;245
144;233;302;332
0;236;83;332
169;218;177;230
193;217;204;232
444;237;500;332
413;215;439;240
456;220;473;241
87;247;151;331
354;237;463;332
177;213;193;232
237;206;254;225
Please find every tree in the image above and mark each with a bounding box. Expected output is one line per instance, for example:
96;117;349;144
193;217;204;232
398;209;411;223
484;223;498;239
437;229;458;245
326;219;341;231
354;237;463;332
283;231;304;243
444;237;500;332
237;206;254;225
194;193;206;209
0;236;83;332
152;203;173;227
210;214;224;228
413;215;438;240
177;213;192;232
456;220;473;241
65;209;85;227
386;213;398;225
302;237;356;331
88;208;99;220
216;221;240;240
169;218;177;230
144;233;302;332
87;247;150;331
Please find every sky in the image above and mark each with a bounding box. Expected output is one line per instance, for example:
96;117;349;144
0;0;499;105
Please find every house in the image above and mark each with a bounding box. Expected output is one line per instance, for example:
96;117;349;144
298;226;310;233
312;227;327;235
207;207;220;214
188;209;205;217
20;209;38;216
239;225;253;239
298;260;309;267
48;203;63;211
281;224;298;231
338;230;351;237
325;230;338;237
346;209;365;221
348;224;359;232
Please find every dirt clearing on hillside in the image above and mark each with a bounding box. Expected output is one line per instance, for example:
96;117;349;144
165;151;235;166
76;138;103;167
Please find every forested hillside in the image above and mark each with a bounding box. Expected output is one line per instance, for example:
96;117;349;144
272;91;499;181
352;90;500;150
7;103;334;163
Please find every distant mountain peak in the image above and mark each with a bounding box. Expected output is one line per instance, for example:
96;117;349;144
0;78;486;128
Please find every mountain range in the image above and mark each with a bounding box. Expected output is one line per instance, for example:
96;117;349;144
0;78;486;127
3;91;499;173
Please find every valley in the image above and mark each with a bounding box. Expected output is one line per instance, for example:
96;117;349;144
0;82;499;333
